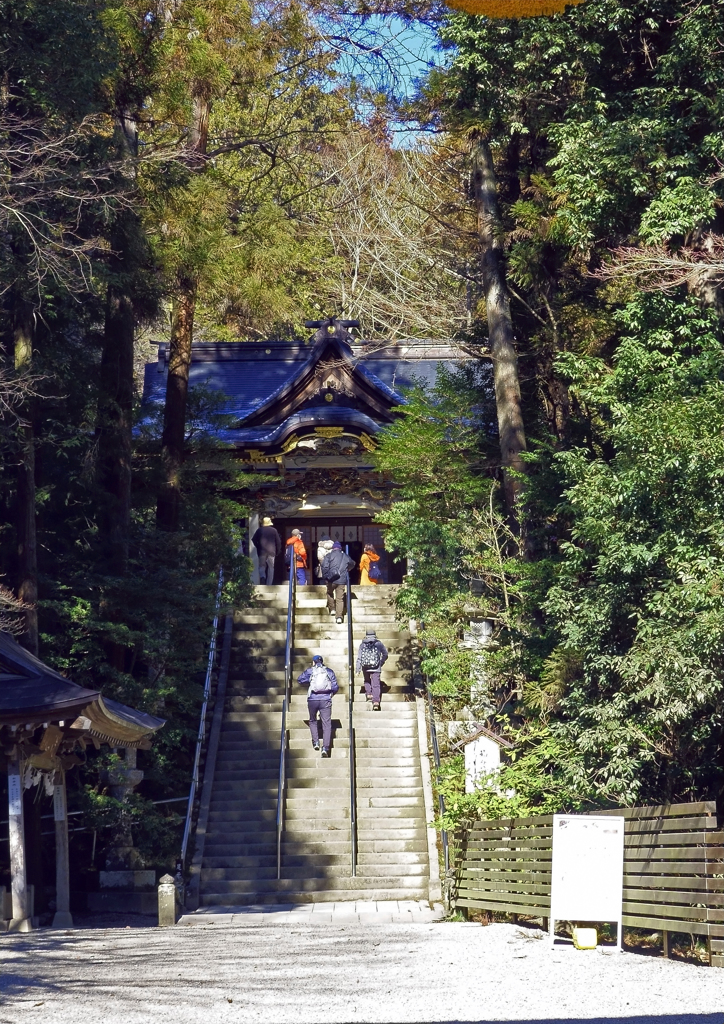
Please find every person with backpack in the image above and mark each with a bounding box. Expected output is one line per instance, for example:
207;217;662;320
356;629;388;711
359;543;382;585
252;516;282;585
315;537;334;581
320;541;355;624
285;528;308;585
297;654;338;757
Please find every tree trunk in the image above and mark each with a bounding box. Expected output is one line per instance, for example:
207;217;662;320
472;136;527;518
156;93;209;532
97;273;134;573
14;297;38;654
156;277;196;531
96;115;139;572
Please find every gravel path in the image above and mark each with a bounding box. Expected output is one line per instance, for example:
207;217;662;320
1;921;723;1023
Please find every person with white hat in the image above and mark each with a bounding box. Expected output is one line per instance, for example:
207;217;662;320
356;629;388;711
252;516;282;585
297;654;338;757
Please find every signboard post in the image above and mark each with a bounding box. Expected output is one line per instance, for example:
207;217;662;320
550;814;625;950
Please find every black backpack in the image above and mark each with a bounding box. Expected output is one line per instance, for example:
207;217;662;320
359;640;382;670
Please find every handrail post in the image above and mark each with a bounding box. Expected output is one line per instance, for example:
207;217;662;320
346;574;357;877
421;624;450;907
277;555;296;880
181;567;224;870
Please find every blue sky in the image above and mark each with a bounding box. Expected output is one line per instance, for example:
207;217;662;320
327;15;448;142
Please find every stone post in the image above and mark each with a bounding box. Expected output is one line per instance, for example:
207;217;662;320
103;747;145;871
157;874;177;927
7;756;32;932
52;771;73;928
248;513;260;584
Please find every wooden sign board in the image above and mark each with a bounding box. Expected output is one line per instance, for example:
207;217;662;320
53;785;66;822
550;814;624;949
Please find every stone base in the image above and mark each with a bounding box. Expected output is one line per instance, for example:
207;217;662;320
52;910;74;928
99;870;155;891
87;891;157;915
7;917;33;933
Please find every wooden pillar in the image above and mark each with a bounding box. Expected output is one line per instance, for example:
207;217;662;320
248;514;260;584
52;772;73;928
7;756;32;932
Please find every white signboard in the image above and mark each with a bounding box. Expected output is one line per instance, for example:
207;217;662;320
550;814;624;949
53;785;66;822
8;772;22;817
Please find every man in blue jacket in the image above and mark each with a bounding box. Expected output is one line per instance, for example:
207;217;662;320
298;654;338;757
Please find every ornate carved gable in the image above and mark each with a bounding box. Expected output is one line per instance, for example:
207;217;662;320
240;324;398;428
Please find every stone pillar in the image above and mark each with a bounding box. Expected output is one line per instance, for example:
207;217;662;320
7;756;32;932
157;874;177;927
52;771;73;928
103;747;145;871
89;747;156;914
248;513;260;584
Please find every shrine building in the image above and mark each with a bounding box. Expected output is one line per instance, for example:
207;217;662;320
143;318;465;583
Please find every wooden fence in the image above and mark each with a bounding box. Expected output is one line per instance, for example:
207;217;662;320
454;801;724;966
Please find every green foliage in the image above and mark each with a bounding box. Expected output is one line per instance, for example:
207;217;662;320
402;0;724;834
545;293;724;805
80;784;183;870
434;725;584;832
375;362;499;619
639;178;718;246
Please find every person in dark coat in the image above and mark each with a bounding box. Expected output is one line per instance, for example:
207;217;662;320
297;654;338;757
252;516;282;585
320;541;355;624
356;629;388;711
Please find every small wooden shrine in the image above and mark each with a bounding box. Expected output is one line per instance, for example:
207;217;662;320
1;632;164;931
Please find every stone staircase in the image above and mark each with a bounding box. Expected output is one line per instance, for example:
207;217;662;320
197;584;431;907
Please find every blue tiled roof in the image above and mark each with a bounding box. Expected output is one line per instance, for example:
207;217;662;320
142;340;462;425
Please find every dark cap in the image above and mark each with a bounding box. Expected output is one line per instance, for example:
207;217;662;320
312;654;324;664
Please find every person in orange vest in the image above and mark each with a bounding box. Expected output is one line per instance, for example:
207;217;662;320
285;528;308;585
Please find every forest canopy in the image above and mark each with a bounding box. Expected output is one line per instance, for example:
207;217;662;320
1;0;723;877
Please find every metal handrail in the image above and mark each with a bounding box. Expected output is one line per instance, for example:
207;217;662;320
276;556;296;879
346;575;357;876
181;567;224;868
425;670;450;882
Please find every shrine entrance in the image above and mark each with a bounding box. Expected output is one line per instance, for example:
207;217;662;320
250;494;405;586
273;517;402;585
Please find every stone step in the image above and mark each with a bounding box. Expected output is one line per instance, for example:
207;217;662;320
206;826;427;846
211;767;421;783
208;807;350;824
199;875;427;894
200;863;429;884
358;839;429;853
202;851;428;870
205;842;350;858
220;712;416;729
199;887;428;907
